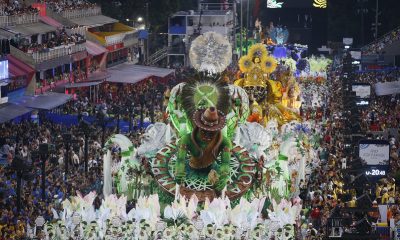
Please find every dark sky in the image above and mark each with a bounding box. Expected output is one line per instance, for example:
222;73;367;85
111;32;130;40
94;0;400;47
258;0;400;47
327;0;400;46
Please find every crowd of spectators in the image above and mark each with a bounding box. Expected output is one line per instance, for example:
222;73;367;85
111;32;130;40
0;0;39;16
1;53;399;239
363;27;400;55
297;57;400;239
0;120;107;239
13;28;85;54
39;0;98;13
56;69;189;125
354;68;400;85
0;71;190;238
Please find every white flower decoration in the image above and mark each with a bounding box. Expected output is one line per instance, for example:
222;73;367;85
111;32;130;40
189;31;232;74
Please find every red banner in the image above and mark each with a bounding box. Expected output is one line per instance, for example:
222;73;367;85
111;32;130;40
106;43;124;52
32;3;46;16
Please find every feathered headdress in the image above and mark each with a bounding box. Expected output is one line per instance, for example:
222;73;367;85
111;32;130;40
181;73;231;118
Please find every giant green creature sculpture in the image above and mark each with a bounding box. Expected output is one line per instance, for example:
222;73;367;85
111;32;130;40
175;107;232;191
150;74;255;201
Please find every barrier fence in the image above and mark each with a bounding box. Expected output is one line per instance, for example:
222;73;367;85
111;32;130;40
0;13;39;27
31;43;86;63
61;6;101;19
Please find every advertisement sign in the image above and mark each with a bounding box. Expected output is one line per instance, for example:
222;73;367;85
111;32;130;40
359;139;390;178
375;81;400;96
352;84;371;99
266;0;327;8
359;141;390;165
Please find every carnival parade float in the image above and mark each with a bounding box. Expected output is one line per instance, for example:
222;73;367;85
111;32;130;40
42;32;331;240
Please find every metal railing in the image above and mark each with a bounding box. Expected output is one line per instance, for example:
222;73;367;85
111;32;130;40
0;13;39;27
61;6;101;19
12;43;86;64
187;25;231;35
31;43;86;63
362;25;400;51
66;26;87;38
146;46;169;65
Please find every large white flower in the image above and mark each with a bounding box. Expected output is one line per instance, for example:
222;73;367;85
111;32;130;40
164;194;199;221
267;199;302;228
229;197;266;229
200;197;230;228
126;194;160;230
100;194;127;218
189;31;232;74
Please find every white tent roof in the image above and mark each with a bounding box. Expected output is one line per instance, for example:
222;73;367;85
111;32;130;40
107;63;175;84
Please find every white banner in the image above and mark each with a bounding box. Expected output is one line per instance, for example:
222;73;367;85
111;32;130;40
379;205;388;223
374;81;400;96
359;143;390;165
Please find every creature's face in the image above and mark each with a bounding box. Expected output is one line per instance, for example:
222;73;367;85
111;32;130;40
199;129;217;142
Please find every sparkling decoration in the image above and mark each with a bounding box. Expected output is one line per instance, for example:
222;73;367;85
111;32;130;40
261;55;278;74
281;58;297;72
189;32;232;74
271;27;289;45
313;0;327;8
267;0;284;8
249;43;268;60
296;59;309;72
238;55;254;73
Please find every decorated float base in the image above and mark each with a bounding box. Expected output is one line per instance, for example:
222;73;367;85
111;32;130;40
151;142;257;201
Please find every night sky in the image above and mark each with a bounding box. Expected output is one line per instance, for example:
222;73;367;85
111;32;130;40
94;0;400;48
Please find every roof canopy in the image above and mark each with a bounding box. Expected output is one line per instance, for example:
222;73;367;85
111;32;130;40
69;15;118;28
10;92;72;110
85;40;107;56
64;81;102;89
0;103;31;123
6;22;57;36
107;63;175;84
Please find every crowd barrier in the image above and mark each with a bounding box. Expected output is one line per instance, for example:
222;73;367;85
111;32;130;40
61;6;101;19
31;43;86;63
0;13;39;27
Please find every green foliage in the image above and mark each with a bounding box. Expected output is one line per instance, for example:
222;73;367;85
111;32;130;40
269;187;283;203
163;213;189;227
156;187;174;206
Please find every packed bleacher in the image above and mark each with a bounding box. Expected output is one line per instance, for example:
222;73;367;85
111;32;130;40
0;0;39;16
297;57;400;239
354;68;400;84
0;120;110;239
363;27;400;55
38;0;98;13
351;68;400;131
11;28;86;54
